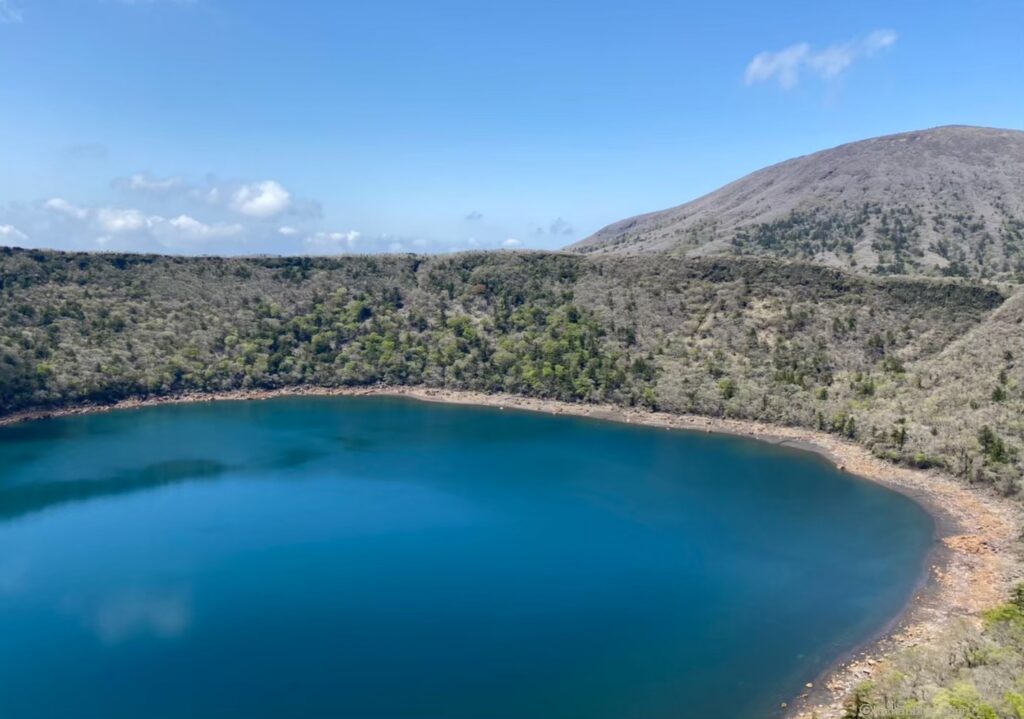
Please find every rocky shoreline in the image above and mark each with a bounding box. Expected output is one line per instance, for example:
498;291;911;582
2;384;1021;717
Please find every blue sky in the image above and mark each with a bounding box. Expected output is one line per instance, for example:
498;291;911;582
0;0;1022;255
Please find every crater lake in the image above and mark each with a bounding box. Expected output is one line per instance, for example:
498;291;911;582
0;396;935;718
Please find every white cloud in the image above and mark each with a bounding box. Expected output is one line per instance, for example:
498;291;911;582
8;174;533;255
745;43;810;90
112;174;320;228
35;196;253;251
45;197;90;220
117;173;185;193
164;214;243;240
0;224;28;242
745;29;897;89
6;193;542;254
863;29;899;52
96;207;149;233
304;230;361;253
230;180;292;218
201;186;221;204
0;0;22;23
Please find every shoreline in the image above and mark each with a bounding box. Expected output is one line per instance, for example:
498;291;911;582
1;384;1021;717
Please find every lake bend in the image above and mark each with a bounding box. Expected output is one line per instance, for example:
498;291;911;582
0;396;935;719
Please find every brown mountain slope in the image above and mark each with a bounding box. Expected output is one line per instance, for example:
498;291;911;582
570;126;1024;280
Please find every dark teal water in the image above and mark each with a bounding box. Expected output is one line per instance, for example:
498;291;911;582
0;396;934;719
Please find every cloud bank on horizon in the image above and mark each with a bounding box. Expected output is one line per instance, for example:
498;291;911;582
745;29;898;90
0;172;549;256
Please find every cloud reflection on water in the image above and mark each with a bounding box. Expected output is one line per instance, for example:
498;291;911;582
66;588;192;644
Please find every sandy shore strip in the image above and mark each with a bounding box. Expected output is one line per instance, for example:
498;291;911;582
2;384;1021;716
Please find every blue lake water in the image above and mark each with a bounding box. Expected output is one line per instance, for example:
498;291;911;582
0;396;934;718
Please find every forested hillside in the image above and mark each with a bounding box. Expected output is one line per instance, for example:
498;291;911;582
0;249;656;413
1;246;1021;496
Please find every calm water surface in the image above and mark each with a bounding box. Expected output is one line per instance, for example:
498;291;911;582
0;397;934;718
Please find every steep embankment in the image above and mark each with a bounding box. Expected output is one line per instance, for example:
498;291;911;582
571;126;1024;281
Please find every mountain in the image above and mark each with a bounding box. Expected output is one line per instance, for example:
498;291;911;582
570;126;1024;280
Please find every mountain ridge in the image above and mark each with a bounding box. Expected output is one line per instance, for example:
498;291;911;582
570;125;1024;280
